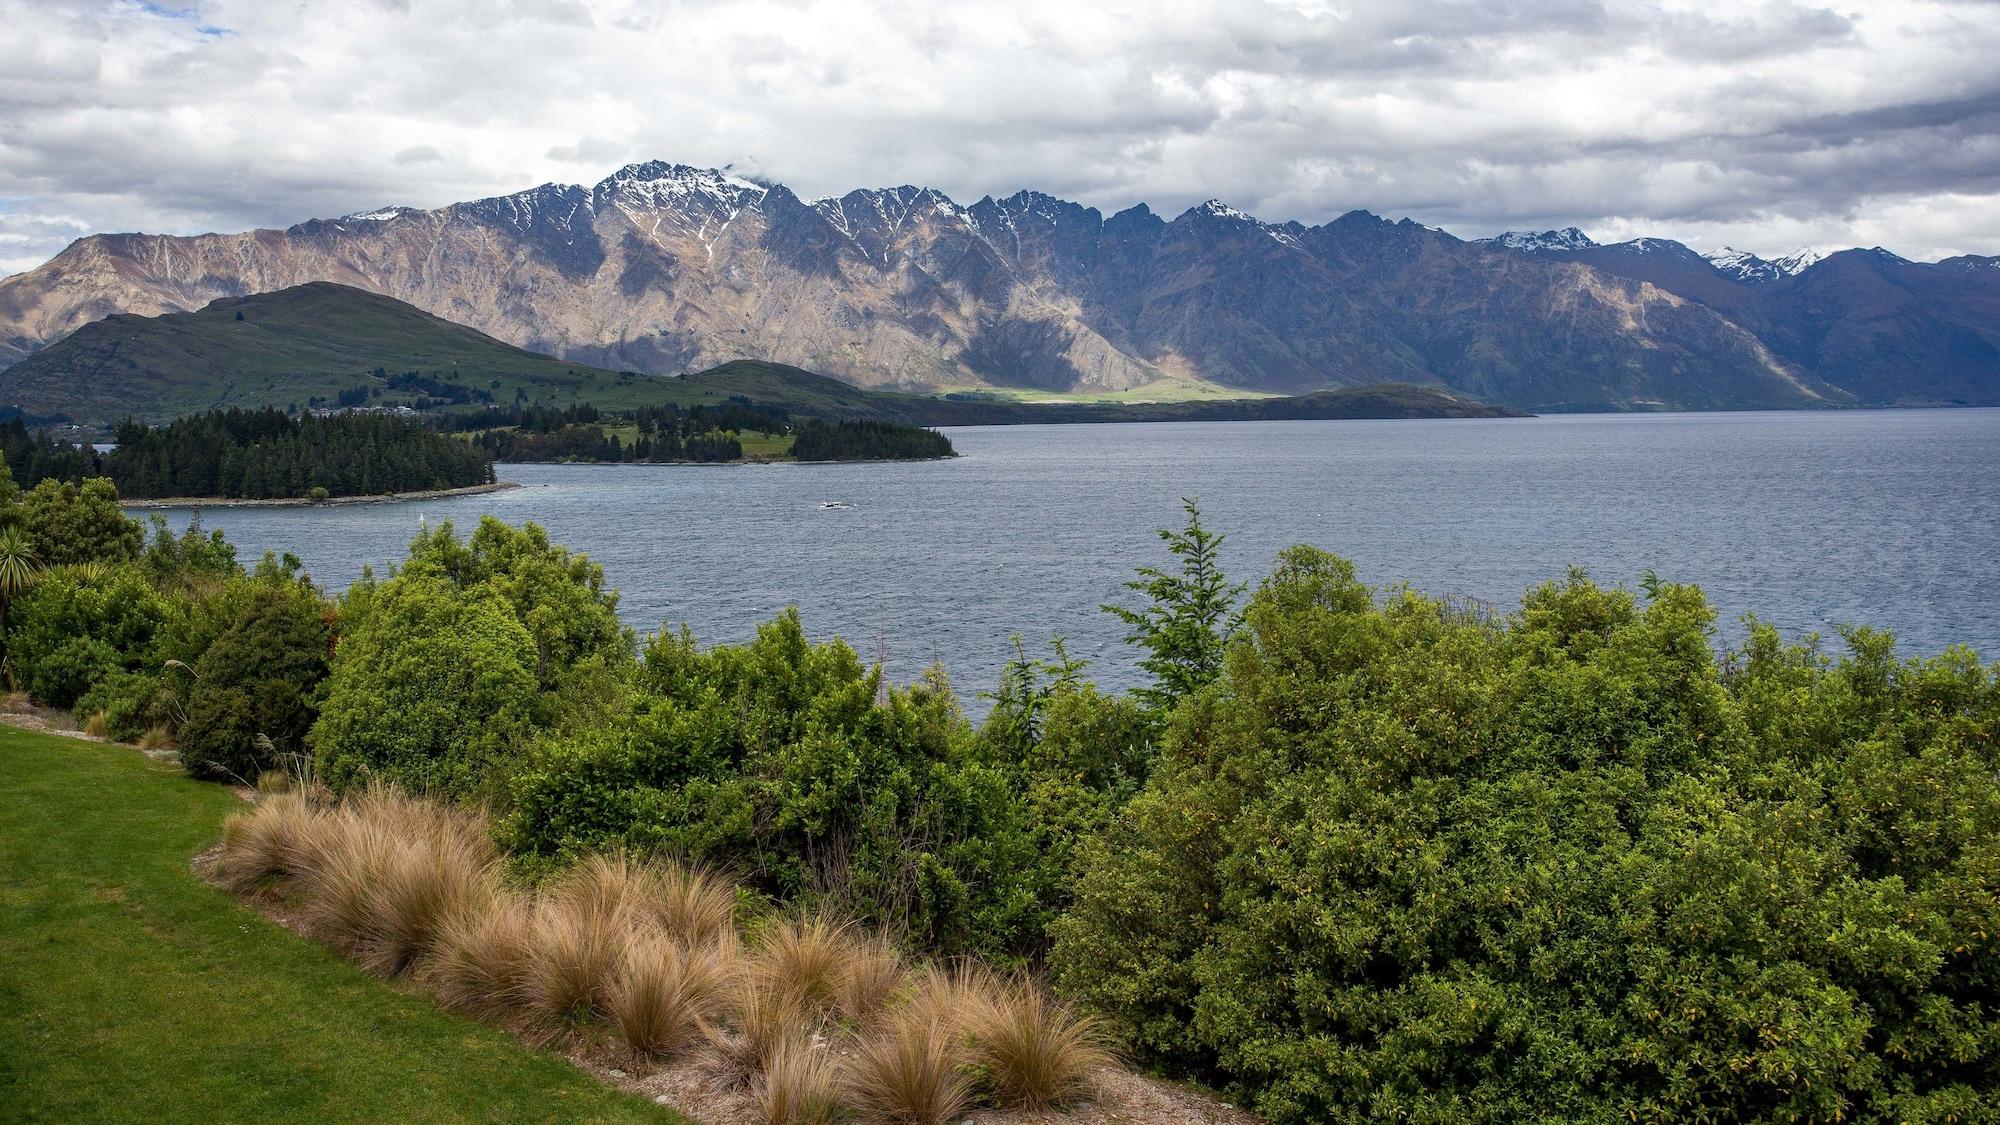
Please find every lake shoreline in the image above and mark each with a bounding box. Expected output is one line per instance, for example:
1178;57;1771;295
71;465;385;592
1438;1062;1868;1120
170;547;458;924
120;481;521;510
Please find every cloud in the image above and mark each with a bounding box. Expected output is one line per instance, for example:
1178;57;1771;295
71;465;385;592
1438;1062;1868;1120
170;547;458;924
0;0;1995;275
545;136;628;163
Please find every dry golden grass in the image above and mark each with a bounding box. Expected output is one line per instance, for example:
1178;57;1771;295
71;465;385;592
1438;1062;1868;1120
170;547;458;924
836;935;907;1028
705;974;810;1086
522;889;634;1024
550;851;653;927
754;1034;845;1125
964;977;1114;1111
81;711;111;738
294;805;398;947
607;935;731;1058
748;914;855;1017
844;994;974;1125
289;790;499;977
428;891;538;1019
904;961;993;1033
648;860;738;948
356;830;497;977
137;724;175;752
206;784;1133;1121
213;791;320;892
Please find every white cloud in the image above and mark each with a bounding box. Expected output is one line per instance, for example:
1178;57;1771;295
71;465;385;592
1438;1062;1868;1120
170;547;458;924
0;0;1995;274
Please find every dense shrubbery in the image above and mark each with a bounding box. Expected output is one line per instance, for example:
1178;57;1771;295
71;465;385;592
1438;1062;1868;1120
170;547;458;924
0;462;332;773
504;612;1049;956
307;517;632;798
1052;552;2000;1124
9;469;1997;1124
177;584;332;782
7;564;173;707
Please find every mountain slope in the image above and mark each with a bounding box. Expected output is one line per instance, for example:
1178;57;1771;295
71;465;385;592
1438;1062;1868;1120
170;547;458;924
0;285;1523;429
1497;235;2000;405
0;282;672;424
0;283;956;427
1;162;1990;409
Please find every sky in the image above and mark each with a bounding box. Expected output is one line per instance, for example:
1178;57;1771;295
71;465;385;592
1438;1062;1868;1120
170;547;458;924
2;0;1998;277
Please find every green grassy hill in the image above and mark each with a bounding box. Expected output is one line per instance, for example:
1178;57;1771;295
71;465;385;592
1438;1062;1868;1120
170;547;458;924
0;722;675;1123
0;285;884;429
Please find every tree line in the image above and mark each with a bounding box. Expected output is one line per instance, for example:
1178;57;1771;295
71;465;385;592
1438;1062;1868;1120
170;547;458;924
461;398;955;463
1;409;494;500
792;418;955;461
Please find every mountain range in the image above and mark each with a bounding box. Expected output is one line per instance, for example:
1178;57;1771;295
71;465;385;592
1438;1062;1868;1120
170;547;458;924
2;161;1995;411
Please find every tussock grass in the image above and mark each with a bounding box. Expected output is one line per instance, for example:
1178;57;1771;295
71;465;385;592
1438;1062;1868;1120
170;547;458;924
844;992;974;1125
754;1034;844;1125
289;789;499;976
428;891;537;1019
213;790;320;892
649;860;737;948
81;710;111;738
137;724;175;752
748;914;855;1017
964;976;1114;1111
207;783;1130;1121
356;827;497;977
836;934;907;1028
707;975;812;1086
522;890;634;1024
551;851;653;927
294;803;398;946
607;935;730;1058
2;724;666;1123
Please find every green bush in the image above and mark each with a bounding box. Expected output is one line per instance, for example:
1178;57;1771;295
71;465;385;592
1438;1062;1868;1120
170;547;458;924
1051;550;2000;1124
974;641;1159;954
73;669;177;741
309;575;539;797
308;518;630;798
178;584;332;783
16;478;143;567
398;517;631;691
504;611;1041;957
6;565;171;707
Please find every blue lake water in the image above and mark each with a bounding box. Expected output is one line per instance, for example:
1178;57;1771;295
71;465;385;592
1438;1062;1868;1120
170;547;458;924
139;410;2000;699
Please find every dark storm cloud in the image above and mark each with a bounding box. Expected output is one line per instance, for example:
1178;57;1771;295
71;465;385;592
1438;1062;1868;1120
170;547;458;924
0;0;1996;276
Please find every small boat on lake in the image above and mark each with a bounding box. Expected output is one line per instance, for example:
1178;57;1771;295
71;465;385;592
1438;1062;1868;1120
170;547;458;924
818;500;850;510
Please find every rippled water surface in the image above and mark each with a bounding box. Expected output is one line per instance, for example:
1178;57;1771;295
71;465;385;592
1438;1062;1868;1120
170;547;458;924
142;410;2000;697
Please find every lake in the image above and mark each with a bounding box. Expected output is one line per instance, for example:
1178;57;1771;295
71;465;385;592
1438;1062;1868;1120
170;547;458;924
139;409;2000;700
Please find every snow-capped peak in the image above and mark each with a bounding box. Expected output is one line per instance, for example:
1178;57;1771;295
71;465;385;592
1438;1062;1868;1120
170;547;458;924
1770;247;1839;276
595;162;766;207
338;206;416;224
1702;246;1783;284
1191;199;1256;223
1482;227;1596;252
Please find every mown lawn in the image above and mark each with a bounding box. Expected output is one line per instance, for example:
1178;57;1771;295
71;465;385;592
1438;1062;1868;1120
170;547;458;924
0;724;679;1124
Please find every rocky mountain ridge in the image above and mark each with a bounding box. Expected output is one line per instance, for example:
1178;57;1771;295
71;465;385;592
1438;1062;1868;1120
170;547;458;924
2;162;1995;409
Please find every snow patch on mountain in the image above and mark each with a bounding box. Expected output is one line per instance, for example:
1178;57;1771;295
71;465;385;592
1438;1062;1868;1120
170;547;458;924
339;206;416;224
1703;246;1784;284
1191;200;1256;223
1770;247;1839;275
1481;227;1596;252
